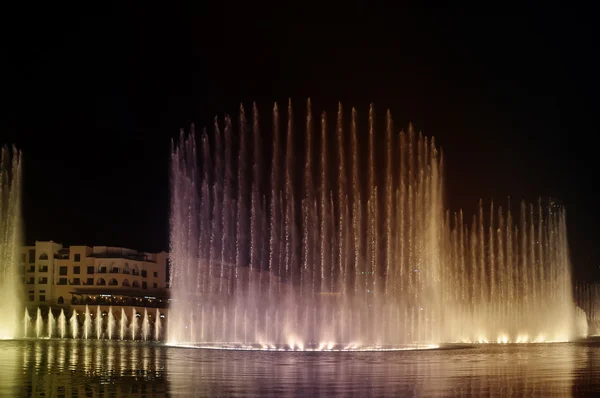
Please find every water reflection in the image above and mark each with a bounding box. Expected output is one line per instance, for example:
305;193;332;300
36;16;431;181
166;343;600;397
0;340;167;397
1;340;600;396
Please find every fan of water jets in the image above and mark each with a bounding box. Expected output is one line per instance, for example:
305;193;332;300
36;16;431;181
170;100;583;348
0;147;22;339
23;305;163;341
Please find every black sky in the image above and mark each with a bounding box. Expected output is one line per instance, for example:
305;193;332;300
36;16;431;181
3;2;598;281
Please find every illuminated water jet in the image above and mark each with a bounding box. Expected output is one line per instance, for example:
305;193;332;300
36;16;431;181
0;147;22;339
168;101;583;349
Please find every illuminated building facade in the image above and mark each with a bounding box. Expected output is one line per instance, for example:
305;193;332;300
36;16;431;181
20;241;169;314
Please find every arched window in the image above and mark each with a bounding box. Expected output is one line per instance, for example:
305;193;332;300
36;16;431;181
39;252;48;260
99;265;107;274
132;264;140;276
123;263;131;275
122;279;130;287
109;278;118;286
58;296;64;304
97;278;106;286
132;280;140;288
110;262;119;274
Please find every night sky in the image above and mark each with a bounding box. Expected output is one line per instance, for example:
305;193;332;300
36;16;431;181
3;3;598;281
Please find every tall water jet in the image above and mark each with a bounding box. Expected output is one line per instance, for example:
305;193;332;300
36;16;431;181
36;308;43;339
48;310;55;339
155;309;162;341
83;305;91;339
23;309;30;338
107;306;115;340
142;308;149;341
120;308;127;341
131;308;137;341
58;310;66;339
0;147;22;339
70;311;78;339
96;305;102;339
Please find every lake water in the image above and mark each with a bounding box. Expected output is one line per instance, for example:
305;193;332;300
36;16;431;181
1;339;600;396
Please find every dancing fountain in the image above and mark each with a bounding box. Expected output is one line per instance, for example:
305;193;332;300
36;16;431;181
168;101;584;350
22;305;163;341
0;147;22;339
442;200;588;343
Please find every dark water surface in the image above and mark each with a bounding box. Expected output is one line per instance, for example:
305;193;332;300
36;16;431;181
1;340;600;396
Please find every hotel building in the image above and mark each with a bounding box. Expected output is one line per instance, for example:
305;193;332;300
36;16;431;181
20;241;169;320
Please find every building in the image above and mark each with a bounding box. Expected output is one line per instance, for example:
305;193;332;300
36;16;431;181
20;241;169;319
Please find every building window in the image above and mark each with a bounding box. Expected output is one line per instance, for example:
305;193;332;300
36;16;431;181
74;266;80;274
87;266;94;274
132;281;140;288
58;278;67;285
111;267;119;274
39;265;48;272
86;278;93;285
39;295;46;302
141;270;147;278
58;296;64;304
99;266;107;274
59;266;68;275
153;271;158;277
142;281;147;289
29;295;34;301
109;278;118;286
27;265;35;272
74;254;81;262
39;277;48;284
72;278;80;285
122;279;130;287
27;277;34;284
39;252;48;260
153;283;157;288
97;278;106;286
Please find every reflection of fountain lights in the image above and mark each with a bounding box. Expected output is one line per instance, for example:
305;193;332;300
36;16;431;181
166;342;440;352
